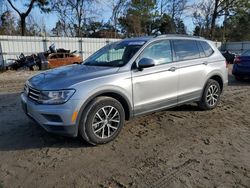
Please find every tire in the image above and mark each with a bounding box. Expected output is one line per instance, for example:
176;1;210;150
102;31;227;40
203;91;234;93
79;96;125;145
198;79;221;110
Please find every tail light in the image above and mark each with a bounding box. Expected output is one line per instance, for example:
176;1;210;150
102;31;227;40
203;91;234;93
234;56;241;64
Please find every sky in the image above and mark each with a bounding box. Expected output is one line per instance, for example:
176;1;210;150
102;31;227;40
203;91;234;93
7;0;196;35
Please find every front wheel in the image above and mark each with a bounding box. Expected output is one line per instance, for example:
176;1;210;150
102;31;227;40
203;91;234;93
198;79;221;110
79;96;125;145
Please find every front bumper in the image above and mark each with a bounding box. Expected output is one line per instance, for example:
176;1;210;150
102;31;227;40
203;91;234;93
21;93;80;137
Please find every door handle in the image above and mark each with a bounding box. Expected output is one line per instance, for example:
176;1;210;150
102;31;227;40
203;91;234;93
168;67;177;72
203;61;208;65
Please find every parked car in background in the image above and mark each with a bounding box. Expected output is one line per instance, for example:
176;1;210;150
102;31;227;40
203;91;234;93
5;44;82;71
47;52;82;69
232;49;250;80
40;44;82;69
21;35;228;145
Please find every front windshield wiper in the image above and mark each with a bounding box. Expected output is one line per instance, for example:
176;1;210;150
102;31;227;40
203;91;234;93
83;61;94;65
84;61;119;67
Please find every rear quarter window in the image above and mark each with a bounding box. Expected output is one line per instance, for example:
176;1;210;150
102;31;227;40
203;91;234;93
172;40;200;61
200;41;214;57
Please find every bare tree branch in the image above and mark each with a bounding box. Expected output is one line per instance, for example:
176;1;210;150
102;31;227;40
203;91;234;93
6;0;21;15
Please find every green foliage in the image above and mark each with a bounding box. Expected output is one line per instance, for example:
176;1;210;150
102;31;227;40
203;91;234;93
36;0;51;13
193;26;201;36
0;0;249;41
119;0;156;36
227;10;250;41
152;14;173;34
175;18;186;34
119;0;187;36
0;10;17;35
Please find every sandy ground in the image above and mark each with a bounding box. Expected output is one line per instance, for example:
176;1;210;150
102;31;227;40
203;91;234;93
0;66;250;188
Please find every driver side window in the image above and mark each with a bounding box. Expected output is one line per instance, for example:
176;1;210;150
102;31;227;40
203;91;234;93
138;40;173;65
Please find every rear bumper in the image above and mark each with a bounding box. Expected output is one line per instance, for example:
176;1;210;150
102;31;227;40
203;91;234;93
232;64;250;77
21;93;80;137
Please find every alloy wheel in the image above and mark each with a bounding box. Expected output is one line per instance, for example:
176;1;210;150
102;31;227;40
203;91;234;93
206;84;219;106
92;106;120;139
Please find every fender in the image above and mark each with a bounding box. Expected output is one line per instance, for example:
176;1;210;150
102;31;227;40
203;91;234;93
75;89;133;136
202;72;224;94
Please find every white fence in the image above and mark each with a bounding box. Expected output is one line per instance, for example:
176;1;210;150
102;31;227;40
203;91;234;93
1;35;248;68
221;41;250;54
0;35;120;67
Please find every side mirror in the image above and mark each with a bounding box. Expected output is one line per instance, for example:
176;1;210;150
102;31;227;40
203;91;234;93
138;58;155;70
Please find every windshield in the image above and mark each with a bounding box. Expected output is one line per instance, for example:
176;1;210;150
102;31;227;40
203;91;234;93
242;50;250;56
83;40;146;67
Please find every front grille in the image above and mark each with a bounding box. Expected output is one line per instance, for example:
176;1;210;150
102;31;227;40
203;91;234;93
27;85;40;102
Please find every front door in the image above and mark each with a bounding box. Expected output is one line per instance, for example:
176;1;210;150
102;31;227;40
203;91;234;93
132;40;179;116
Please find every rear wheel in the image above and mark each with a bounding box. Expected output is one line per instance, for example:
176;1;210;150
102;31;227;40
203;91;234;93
79;96;125;145
198;79;221;110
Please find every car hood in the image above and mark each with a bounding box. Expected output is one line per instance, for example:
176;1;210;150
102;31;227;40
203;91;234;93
28;64;119;90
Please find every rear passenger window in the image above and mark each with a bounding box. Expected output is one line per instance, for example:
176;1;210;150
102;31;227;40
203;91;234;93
200;41;214;57
172;40;200;61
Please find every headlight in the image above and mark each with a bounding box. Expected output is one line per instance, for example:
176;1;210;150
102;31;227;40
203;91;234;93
37;89;75;104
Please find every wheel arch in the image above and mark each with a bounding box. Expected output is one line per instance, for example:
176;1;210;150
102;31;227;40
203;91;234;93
208;74;224;92
203;71;224;93
76;90;132;132
94;91;132;121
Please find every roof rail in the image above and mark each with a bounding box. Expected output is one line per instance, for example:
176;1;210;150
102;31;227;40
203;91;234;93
154;34;205;39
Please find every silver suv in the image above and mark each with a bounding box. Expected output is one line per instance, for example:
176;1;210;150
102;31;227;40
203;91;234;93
21;35;228;145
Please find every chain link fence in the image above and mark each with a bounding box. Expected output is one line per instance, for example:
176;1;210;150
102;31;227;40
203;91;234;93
220;41;250;54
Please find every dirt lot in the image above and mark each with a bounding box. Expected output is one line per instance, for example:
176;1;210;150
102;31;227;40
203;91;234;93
0;67;250;188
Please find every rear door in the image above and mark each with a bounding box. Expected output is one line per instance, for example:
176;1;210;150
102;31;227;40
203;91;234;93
172;39;209;104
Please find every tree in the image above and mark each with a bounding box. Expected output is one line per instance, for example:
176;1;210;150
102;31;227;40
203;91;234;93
192;0;214;38
6;0;50;36
0;1;4;14
210;0;248;39
227;8;250;41
175;18;186;34
52;0;97;37
110;0;128;38
51;21;64;37
25;15;42;36
167;0;188;21
156;0;168;16
193;26;201;36
156;0;188;33
119;0;156;36
86;21;103;36
152;13;174;34
0;10;17;35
